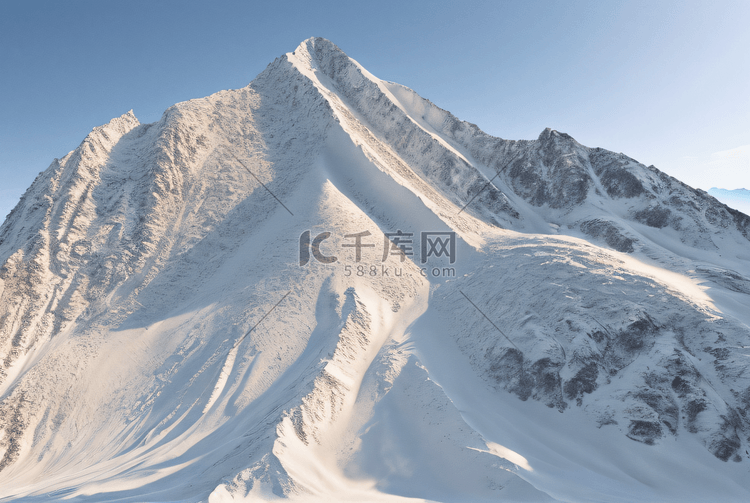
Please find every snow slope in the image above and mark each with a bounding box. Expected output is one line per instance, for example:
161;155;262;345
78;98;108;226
0;37;749;502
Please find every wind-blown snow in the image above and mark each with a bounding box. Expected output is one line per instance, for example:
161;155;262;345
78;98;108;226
0;37;749;502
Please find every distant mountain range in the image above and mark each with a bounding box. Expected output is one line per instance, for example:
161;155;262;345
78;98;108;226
708;188;750;216
1;38;750;502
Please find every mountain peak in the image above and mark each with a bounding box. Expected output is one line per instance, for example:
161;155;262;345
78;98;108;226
538;127;575;142
294;36;338;52
288;36;349;74
88;109;140;143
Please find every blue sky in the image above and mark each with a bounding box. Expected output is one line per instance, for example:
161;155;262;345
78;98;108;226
1;0;749;219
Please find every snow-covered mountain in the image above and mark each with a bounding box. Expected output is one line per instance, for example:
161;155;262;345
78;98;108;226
1;37;749;502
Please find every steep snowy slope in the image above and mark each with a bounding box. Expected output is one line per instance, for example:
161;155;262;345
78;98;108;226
0;38;749;502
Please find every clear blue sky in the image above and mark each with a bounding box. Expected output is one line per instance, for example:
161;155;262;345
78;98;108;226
1;0;749;219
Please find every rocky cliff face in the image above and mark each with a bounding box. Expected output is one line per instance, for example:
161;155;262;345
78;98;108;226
0;37;749;502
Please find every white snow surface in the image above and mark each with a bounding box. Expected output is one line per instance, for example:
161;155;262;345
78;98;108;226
0;38;749;502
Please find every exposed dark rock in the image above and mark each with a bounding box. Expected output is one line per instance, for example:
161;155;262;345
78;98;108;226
636;390;679;434
580;219;635;253
627;420;663;445
486;348;565;410
711;432;741;462
589;152;646;199
504;129;592;209
695;266;750;295
588;330;607;344
671;376;691;396
619;316;659;352
634;206;672;228
686;399;707;433
564;362;598;405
